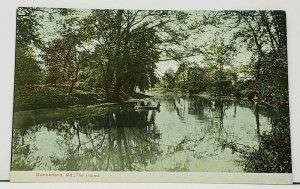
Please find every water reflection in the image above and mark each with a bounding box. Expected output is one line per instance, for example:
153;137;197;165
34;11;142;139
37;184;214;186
13;107;161;171
12;95;291;172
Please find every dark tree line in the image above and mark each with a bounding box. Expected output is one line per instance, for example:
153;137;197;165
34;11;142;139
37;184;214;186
15;8;288;111
161;11;288;105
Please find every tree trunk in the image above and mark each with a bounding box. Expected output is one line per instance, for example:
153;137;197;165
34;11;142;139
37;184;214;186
259;11;279;51
112;81;122;102
238;11;265;95
69;63;79;93
105;83;111;102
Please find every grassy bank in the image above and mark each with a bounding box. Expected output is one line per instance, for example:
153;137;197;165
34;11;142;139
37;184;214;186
14;86;106;112
14;86;154;112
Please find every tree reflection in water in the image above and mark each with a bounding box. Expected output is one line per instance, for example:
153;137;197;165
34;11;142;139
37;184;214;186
11;96;291;173
159;95;290;173
12;107;162;171
223;108;292;173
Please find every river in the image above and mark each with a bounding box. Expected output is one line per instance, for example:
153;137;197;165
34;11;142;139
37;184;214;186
12;94;281;172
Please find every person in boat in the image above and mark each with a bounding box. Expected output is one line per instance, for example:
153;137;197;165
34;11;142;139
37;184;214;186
140;100;145;107
135;101;161;110
146;101;151;106
157;102;161;108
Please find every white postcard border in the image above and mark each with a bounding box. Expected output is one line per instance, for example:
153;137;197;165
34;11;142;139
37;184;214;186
1;0;300;184
10;171;292;184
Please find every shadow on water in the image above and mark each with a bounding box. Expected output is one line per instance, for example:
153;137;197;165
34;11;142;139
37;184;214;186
12;106;162;171
221;106;292;173
11;95;291;172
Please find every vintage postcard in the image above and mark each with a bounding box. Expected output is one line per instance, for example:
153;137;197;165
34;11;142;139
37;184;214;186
11;7;292;183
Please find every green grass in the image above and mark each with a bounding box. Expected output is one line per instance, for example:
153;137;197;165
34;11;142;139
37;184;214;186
14;86;105;111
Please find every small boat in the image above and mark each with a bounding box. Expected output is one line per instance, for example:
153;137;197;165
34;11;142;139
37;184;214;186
135;102;161;111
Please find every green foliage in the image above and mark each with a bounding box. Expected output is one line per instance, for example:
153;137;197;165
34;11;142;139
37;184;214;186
159;10;288;106
241;112;291;173
161;68;176;90
11;143;42;171
77;10;170;101
43;35;77;85
231;11;288;103
15;8;44;86
174;63;188;91
15;45;42;85
14;86;104;111
16;7;41;47
161;62;235;96
186;66;212;93
14;8;289;110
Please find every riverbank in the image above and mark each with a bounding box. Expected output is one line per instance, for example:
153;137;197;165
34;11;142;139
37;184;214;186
14;86;152;112
149;87;287;110
14;85;286;112
14;86;105;112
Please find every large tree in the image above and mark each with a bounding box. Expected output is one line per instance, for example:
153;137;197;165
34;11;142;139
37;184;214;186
15;7;43;86
229;11;288;102
77;10;189;101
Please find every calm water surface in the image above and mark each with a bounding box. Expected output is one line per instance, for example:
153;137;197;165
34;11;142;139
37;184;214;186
12;95;279;172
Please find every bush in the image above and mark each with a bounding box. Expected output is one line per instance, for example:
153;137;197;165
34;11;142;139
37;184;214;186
241;113;291;173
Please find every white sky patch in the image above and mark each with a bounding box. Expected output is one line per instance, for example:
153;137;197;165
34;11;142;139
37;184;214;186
156;60;179;76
